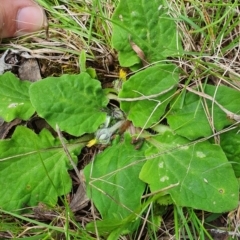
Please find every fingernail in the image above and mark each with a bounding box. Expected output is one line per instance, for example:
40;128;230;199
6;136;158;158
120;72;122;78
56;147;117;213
16;6;47;35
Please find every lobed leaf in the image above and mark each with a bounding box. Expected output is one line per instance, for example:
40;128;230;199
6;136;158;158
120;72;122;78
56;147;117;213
29;73;108;136
0;72;34;121
119;64;178;128
140;131;238;213
112;0;182;68
0;126;88;211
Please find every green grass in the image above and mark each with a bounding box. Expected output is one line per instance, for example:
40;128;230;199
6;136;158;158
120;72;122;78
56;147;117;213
1;0;240;239
1;0;118;76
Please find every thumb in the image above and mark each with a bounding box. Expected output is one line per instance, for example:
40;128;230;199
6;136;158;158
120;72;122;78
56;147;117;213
0;0;47;38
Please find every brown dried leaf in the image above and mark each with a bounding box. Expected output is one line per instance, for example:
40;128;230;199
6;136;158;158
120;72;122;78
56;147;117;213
129;39;148;66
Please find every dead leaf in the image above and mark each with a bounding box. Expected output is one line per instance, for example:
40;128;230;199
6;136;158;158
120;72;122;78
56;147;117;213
129;38;148;66
70;170;89;212
18;59;41;82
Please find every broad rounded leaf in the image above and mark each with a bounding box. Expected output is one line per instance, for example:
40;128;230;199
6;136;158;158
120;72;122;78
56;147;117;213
119;64;178;128
29;73;108;136
0;126;89;211
0;72;34;121
112;0;182;68
84;134;147;220
140;132;238;213
167;84;240;140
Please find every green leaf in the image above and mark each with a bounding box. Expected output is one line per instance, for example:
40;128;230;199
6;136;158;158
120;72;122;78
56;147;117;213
112;0;182;68
119;64;178;128
140;131;238;213
29;73;108;136
0;72;34;121
0;126;89;211
167;84;240;140
86;218;138;238
220;128;240;177
84;134;147;221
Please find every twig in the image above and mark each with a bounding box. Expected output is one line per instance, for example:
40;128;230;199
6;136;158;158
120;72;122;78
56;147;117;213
118;85;176;102
137;203;152;240
56;124;80;180
209;228;240;238
141;183;179;199
180;84;240;121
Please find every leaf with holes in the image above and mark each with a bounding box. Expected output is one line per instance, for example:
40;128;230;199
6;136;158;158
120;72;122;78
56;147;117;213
29;73;108;136
119;64;178;128
140;130;238;213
